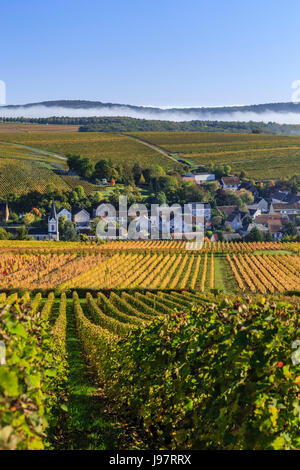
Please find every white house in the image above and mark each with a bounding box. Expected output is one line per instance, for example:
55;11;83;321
221;176;240;191
72;207;91;228
57;207;72;222
247;198;268;213
226;211;243;231
182;173;215;184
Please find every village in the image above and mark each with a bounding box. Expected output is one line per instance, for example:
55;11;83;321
0;170;299;242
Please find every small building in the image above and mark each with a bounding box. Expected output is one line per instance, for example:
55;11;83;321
270;202;300;216
223;233;242;241
247;198;268;213
226;211;243;231
217;205;239;217
57;207;72;222
72;207;91;228
221;176;240;191
271;190;300;204
182;173;215;184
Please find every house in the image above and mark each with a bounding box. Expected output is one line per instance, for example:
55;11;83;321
0;202;9;223
254;213;287;240
158;202;209;237
255;213;286;226
128;214;152;239
217;205;239;217
28;200;59;241
247;197;268;213
226;211;243;231
182;174;195;183
72;207;91;228
177;202;211;223
93;204;117;220
194;173;215;184
268;222;284;240
271;190;300;204
223;233;242;241
270;202;300;217
221;176;240;191
248;207;261;219
57;207;72;222
182;173;215;184
245;223;269;237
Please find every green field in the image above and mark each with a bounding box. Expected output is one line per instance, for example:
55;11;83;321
130;131;300;178
0;141;71;196
1;129;300;197
0;132;177;169
0;137;158;197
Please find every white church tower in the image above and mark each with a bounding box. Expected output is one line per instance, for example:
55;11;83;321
48;199;59;240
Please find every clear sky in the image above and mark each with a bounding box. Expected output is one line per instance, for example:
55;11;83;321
1;0;300;107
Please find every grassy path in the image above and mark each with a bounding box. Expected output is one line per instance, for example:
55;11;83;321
0;140;67;162
123;133;182;166
214;255;237;293
55;299;118;449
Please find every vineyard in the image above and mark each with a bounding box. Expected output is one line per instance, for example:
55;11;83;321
130;131;300;178
1;240;300;450
0;132;177;169
1;129;300;198
0;241;298;293
0;147;70;197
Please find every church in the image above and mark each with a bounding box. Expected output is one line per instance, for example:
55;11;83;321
29;200;59;240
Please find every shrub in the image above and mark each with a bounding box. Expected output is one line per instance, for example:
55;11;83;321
0;302;66;450
105;298;300;450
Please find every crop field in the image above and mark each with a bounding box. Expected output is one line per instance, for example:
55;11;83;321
0;156;70;196
0;141;121;196
1;239;300;450
0;132;177;169
1;240;300;450
0;123;79;133
0;241;299;293
130;131;300;178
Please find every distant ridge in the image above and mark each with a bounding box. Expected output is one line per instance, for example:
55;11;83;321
3;99;300;115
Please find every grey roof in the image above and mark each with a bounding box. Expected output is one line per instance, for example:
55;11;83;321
72;206;91;217
49;200;57;220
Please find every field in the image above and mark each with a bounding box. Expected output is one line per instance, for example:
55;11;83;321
0;132;180;196
1;129;300;198
0;141;123;197
1;239;300;450
130;131;300;178
0;240;299;293
0;132;177;169
0;123;79;133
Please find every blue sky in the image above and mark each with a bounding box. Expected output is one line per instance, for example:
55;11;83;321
1;0;300;106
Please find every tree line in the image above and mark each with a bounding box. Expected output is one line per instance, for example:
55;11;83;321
2;116;300;135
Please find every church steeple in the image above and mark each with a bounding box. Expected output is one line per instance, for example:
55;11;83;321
49;199;57;220
48;199;59;240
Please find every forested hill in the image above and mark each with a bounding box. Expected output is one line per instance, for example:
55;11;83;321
77;117;300;134
3;99;300;115
3;99;300;134
2;115;300;134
